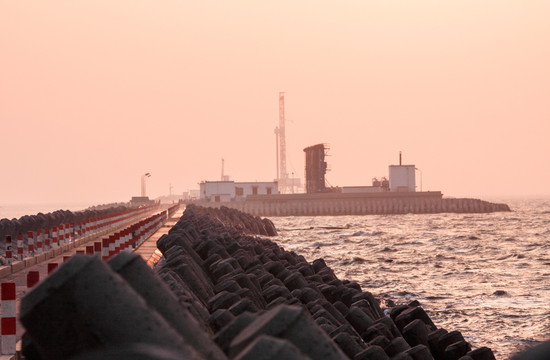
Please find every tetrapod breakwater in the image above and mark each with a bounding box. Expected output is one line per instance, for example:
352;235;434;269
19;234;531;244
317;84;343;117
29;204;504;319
17;204;540;360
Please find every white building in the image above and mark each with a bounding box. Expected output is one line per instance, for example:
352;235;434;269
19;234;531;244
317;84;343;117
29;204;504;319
388;165;416;192
200;181;278;202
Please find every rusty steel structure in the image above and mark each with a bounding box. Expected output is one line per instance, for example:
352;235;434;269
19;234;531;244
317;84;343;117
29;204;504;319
303;144;328;193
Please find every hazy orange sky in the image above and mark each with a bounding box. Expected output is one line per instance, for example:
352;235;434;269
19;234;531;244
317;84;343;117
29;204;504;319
1;1;549;205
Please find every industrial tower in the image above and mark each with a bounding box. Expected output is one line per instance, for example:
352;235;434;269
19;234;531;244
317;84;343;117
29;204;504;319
274;92;301;193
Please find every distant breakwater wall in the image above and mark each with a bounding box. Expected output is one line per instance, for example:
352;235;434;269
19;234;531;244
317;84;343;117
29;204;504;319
189;192;511;217
19;204;502;359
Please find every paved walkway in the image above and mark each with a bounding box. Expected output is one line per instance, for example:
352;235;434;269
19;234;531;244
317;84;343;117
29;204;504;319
0;206;184;359
134;208;184;267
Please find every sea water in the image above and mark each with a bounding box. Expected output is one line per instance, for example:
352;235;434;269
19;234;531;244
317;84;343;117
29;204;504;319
271;198;550;359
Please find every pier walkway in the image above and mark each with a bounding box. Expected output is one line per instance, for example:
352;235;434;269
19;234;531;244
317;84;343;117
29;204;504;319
0;205;183;359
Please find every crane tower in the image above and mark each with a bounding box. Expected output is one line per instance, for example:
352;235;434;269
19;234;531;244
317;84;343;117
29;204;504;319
274;92;300;193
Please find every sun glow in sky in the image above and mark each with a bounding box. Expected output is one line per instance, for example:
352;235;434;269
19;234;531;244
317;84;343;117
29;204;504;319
1;1;549;204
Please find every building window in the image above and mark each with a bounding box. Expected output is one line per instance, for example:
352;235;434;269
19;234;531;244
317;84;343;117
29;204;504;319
214;196;220;202
266;187;272;195
235;187;244;196
252;186;258;195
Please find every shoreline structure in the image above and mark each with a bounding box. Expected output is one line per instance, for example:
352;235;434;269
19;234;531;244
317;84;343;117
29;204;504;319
18;204;525;359
188;192;510;216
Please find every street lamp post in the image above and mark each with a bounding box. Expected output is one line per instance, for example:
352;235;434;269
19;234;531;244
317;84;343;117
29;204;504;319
141;173;151;197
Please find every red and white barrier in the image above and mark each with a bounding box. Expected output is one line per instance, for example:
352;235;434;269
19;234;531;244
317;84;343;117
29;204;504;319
2;204;165;271
85;246;94;255
36;229;43;255
16;234;23;261
1;282;16;355
27;271;39;290
58;224;65;247
27;231;35;257
51;226;58;249
47;263;58;274
4;236;12;265
68;223;74;243
94;242;101;256
43;228;50;251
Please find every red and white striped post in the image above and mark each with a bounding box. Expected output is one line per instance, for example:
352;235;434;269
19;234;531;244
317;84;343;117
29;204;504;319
36;229;43;255
65;224;71;244
101;238;109;261
43;228;50;251
27;231;35;257
1;282;16;354
16;234;24;261
4;236;12;265
51;226;58;249
108;235;116;258
27;271;39;290
94;242;102;256
58;224;65;247
47;263;58;274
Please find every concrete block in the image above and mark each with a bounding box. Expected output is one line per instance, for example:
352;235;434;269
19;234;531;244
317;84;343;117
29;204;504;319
374;316;402;339
466;347;496;360
332;332;365;358
20;255;198;360
263;284;292;304
229;298;257;316
11;260;25;273
427;329;448;360
346;306;374;335
363;323;393;343
213;312;257;353
0;266;12;278
405;344;434;360
403;319;429;347
233;335;310;360
25;257;37;267
108;252;227;360
66;343;184;360
394;307;436;332
229;305;348;360
209;309;236;333
34;253;46;264
444;341;471;360
354;345;390;360
208;291;241;313
438;331;465;353
384;337;411;358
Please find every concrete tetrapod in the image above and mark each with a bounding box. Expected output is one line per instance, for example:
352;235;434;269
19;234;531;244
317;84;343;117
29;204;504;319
68;344;184;360
233;335;312;360
20;255;201;360
107;252;228;360
229;304;349;360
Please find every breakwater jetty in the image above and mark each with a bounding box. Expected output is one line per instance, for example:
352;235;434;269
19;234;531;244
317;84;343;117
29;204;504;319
15;204;510;360
189;192;510;217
